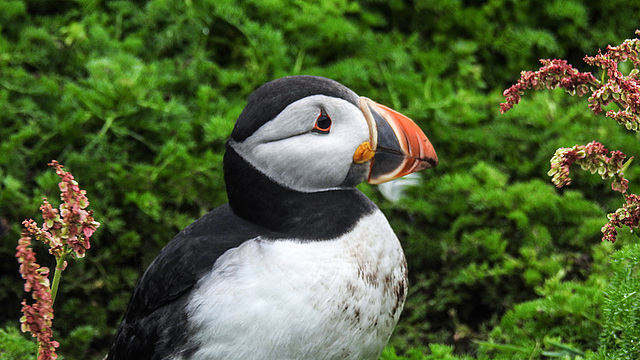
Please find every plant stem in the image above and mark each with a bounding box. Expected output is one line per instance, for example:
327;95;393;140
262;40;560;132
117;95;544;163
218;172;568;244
50;247;68;307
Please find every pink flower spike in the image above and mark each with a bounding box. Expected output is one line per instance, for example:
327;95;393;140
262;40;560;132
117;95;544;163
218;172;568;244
547;141;629;192
17;160;100;359
603;194;640;242
500;59;597;113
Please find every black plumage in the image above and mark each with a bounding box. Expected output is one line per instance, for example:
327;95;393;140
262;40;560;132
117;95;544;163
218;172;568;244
108;147;376;359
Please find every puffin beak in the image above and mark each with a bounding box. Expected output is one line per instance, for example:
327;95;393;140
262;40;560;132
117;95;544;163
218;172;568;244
356;97;438;184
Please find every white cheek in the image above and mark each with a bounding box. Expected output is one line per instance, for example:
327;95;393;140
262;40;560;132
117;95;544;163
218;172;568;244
231;96;370;192
251;135;356;190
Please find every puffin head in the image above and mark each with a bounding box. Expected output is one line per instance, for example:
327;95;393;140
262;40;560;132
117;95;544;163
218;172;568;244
225;75;437;194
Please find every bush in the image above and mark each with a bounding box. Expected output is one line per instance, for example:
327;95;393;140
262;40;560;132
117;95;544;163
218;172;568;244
0;325;38;360
1;1;639;359
591;243;640;359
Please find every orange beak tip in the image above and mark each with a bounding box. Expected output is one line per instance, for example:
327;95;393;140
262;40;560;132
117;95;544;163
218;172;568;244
360;97;437;184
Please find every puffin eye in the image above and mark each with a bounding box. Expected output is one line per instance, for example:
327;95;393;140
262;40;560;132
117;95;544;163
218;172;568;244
312;111;332;134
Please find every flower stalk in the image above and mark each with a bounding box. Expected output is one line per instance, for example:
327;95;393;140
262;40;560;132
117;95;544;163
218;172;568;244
50;248;68;306
16;161;100;360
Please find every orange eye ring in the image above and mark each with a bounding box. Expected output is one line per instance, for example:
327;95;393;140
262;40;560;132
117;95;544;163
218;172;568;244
312;111;332;133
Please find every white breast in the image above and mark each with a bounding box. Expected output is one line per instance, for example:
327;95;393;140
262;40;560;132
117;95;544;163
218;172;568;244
184;209;408;360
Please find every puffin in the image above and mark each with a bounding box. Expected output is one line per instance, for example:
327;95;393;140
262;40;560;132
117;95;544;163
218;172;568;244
107;75;438;360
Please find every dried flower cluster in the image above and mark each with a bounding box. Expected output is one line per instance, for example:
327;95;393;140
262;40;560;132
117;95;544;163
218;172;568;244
16;230;58;360
548;140;638;242
501;30;640;131
502;31;640;243
16;161;100;360
584;30;640;131
45;160;99;259
500;59;597;114
548;141;630;193
601;194;640;243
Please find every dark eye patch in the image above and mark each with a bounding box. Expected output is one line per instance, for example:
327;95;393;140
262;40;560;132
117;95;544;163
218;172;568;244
312;110;332;133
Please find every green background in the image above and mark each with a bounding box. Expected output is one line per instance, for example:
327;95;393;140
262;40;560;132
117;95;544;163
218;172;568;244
1;1;639;359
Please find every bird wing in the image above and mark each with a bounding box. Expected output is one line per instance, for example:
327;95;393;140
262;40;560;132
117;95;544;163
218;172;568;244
108;203;270;359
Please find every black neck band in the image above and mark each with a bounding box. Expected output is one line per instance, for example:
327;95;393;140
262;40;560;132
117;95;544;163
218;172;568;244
223;145;377;240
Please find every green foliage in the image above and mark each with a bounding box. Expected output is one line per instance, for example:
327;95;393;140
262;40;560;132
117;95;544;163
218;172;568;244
0;326;38;360
590;243;640;359
359;0;639;87
1;1;639;359
381;343;474;360
386;160;611;353
478;243;611;358
472;242;640;360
